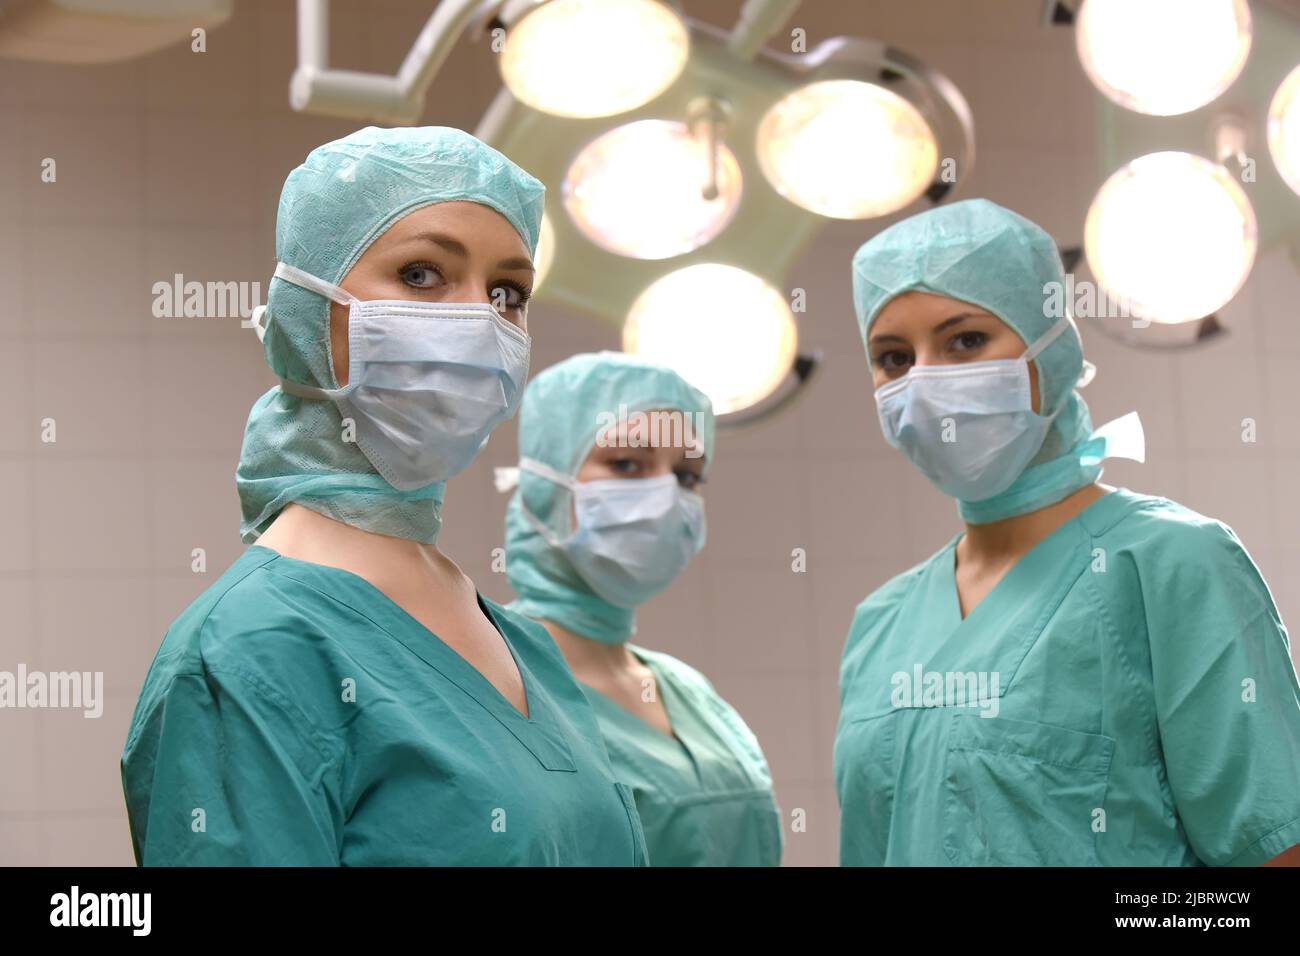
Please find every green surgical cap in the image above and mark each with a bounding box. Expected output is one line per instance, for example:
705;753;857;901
851;198;1102;523
266;124;545;390
237;125;545;544
505;352;716;644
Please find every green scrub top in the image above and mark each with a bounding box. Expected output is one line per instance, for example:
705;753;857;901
835;488;1300;866
580;647;783;866
121;546;649;866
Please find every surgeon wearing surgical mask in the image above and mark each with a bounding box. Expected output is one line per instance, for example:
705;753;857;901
120;127;649;866
835;199;1300;867
499;352;783;867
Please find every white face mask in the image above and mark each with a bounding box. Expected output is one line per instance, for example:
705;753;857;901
874;315;1071;502
515;457;706;609
258;261;530;490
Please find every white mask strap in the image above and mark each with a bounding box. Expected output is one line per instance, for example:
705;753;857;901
250;304;269;343
278;376;337;400
265;262;356;401
509;458;580;548
1023;314;1072;363
518;456;577;490
274;261;357;307
1077;360;1097;388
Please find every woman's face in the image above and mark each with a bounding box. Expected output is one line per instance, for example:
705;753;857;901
328;200;535;386
867;290;1042;413
575;410;707;492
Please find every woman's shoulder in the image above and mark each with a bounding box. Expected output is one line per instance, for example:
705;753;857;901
1077;489;1281;627
629;645;717;696
129;547;348;747
630;646;772;767
149;546;349;684
1082;487;1249;561
852;539;956;620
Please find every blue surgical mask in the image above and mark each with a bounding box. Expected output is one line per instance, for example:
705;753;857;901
875;316;1070;502
513;458;706;610
258;261;530;490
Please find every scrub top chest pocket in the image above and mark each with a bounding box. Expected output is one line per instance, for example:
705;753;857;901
942;712;1115;866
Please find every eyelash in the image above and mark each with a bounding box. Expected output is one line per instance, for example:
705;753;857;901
874;330;990;371
400;261;443;288
609;458;705;488
398;261;533;309
495;279;533;309
676;471;705;490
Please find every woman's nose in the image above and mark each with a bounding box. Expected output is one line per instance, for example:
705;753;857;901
453;281;494;306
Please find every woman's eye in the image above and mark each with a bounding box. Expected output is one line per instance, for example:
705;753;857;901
609;458;640;476
400;263;442;289
951;330;988;352
675;471;704;490
490;282;531;312
874;350;912;373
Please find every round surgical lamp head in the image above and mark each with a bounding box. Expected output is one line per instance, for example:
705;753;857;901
563;120;743;260
1075;0;1252;116
499;0;689;119
756;79;939;218
1268;63;1300;197
1084;151;1257;325
623;264;797;415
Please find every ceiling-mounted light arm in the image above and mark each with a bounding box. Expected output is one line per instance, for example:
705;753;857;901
289;0;488;123
687;97;733;201
1212;113;1253;179
727;0;804;61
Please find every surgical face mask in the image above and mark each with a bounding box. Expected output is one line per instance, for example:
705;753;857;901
874;315;1071;502
257;261;530;490
514;457;706;609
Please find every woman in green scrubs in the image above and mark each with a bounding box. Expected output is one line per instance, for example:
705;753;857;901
835;198;1300;867
500;351;783;866
120;127;648;866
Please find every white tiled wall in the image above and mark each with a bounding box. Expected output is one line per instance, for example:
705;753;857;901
1;0;1296;867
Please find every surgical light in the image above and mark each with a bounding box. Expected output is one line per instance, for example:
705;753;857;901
499;0;689;119
1084;151;1257;324
563;119;743;260
623;264;797;415
1268;63;1300;197
1075;0;1252;116
756;79;939;219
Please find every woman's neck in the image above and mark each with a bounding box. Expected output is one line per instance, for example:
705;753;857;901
540;619;638;678
255;502;462;587
959;482;1113;563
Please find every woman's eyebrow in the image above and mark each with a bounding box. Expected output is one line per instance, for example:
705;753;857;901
496;255;535;272
870;311;996;347
397;231;469;257
932;311;996;333
932;313;977;333
869;332;909;346
392;231;534;273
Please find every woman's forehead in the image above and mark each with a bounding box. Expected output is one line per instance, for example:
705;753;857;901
874;291;998;333
590;407;705;461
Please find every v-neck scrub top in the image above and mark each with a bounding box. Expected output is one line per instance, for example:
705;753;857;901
121;546;649;866
835;488;1300;866
581;647;783;866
